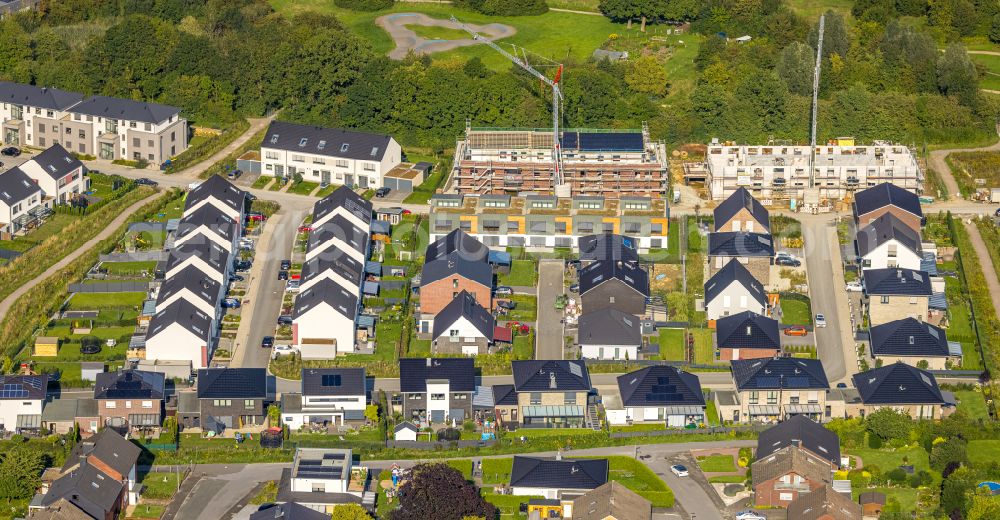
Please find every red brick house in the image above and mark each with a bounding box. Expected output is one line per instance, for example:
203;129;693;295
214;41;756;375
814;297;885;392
752;445;836;507
418;229;493;333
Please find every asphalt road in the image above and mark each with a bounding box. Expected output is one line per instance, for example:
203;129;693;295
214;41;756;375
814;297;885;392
535;260;566;360
800;217;850;383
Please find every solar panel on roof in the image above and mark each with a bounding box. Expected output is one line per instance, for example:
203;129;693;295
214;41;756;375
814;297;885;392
755;377;779;388
787;376;810;387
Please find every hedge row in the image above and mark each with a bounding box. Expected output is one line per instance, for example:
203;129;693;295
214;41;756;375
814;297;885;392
952;216;1000;377
165;119;250;174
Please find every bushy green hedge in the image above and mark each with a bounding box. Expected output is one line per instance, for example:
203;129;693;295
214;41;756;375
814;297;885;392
454;0;548;16
333;0;393;10
165;120;250;174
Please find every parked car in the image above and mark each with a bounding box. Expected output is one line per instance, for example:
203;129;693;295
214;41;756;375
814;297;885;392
234;260;252;272
221;298;241;309
247;212;266;222
298;225;313;233
815;314;827;327
280;259;291;270
375;187;391;198
134;177;158;186
497;300;517;310
1;147;21;157
278;270;289;281
286;280;301;292
775;257;801;267
272;345;295;358
495;286;513;296
568;283;579;293
670;465;689;477
735;511;768;520
261;336;275;349
845;281;863;292
784;326;808;336
229;274;245;283
277;315;293;325
226;169;242;180
836;382;848;389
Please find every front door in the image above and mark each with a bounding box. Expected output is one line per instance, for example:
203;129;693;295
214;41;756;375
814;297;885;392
345;174;354;187
100;142;115;160
321;170;331;184
3;128;19;146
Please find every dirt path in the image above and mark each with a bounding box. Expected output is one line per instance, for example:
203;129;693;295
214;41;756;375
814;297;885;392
927;126;1000;200
172;114;277;180
376;12;516;60
963;221;1000;324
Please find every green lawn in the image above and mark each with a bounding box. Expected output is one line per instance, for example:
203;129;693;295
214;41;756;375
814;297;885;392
603;456;674;507
848;446;934;477
955;390;990;421
251;176;272;189
780;296;812;325
971;54;1000;91
482;457;513;485
129;504;166;519
784;0;854;20
409;24;472;41
102;261;157;275
658;328;685;361
403;155;445;205
690;328;714;364
315;183;340;197
852;487;918;513
140;472;183;500
697;454;737;473
708;475;746;483
513;334;534;358
968;440;1000;463
288;181;319;195
498;260;537;287
507;294;538;321
483;493;535;519
150;202;185;223
447;459;473;480
67;292;146;309
0;214;78;252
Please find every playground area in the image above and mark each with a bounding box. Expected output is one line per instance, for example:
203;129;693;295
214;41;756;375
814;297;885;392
375;12;516;60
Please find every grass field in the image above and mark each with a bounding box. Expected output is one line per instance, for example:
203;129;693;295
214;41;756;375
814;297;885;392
968;440;1000;463
780;296;812;325
848;446;934;477
696;454;736;473
288;181;319;196
971;53;1000;91
658;328;685;360
785;0;854;20
67;292;146;309
482;457;513;485
690;328;714;364
139;472;183;500
409;24;473;41
0;214;78;252
102;260;157;275
947;151;1000;198
954;389;989;420
498;260;538;287
508;294;538;321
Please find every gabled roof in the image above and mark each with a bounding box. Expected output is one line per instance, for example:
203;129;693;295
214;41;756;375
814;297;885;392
862;268;932;296
571;482;651;520
301;368;365;397
512;360;591;392
854;182;922;219
293;277;358;320
425;229;489;264
307;214;369;254
852;363;944;405
713;187;770;232
146;298;212;342
420;251;493;289
751;445;833;491
786;485;862;520
263;120;393;161
0;167;41;206
510;456;608;490
312;185;372;226
757;415;840;466
94;370;165;400
175;203;238;245
577;234;640;263
398;358;475;393
71;94;180;124
616;365;704;408
731;357;829;391
716;311;780;351
249;502;330;520
25;497;92;520
393;422;419;434
869;318;950;357
579;260;649;297
185;175;245;216
301;249;364;288
42;462;124;519
578;308;641;346
156;264;222;308
0;374;47;400
0;82;83;111
29;144;84;180
432;290;494;339
62;428;140;477
856;213;921;257
704;260;766;306
492;384;518;406
164;241;228;275
708;232;775;257
197;368;267;399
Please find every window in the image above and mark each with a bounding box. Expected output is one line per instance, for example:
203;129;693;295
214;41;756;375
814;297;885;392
171;131;175;142
105;401;116;409
530;392;542;405
213;399;232;407
132;137;140;147
265;151;280;160
748;391;758;404
270;134;279;144
312;157;325;165
38;124;45;133
363;163;376;172
299;138;308;147
129;121;136;128
312;483;325;493
881;295;890;304
125;401;132;409
340;143;349;152
483;199;508;208
767;391;778;405
142;401;152;409
430;393;445;400
577;201;601;209
555;221;567;234
65;127;71;135
318;140;326;150
144;123;151;131
291;154;305;162
147;139;153;147
79;131;86;139
336;159;348;168
651;223;663;234
609;296;616;304
245;399;254;409
623;201;648;210
563;392;576;405
454;394;467;400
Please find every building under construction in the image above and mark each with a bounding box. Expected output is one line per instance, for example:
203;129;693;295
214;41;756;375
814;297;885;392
449;124;669;198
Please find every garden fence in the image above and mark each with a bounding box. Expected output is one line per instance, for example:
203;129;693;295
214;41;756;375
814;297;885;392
609;424;768;439
387;439;497;449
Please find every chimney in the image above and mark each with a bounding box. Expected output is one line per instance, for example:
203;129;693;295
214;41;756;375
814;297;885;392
549;372;557;389
426;358;432;367
746;325;752;336
556;450;562;461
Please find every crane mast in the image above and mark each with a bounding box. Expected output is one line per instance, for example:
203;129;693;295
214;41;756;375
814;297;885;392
451;16;566;192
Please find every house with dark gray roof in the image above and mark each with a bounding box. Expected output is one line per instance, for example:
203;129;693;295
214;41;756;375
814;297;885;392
144;298;215;370
751;439;837;508
704;260;767;320
280;368;367;430
854;182;923;233
398;358;475;425
305;213;370;264
715;311;781;361
311;185;372;231
511;360;593;429
1;82;82;152
571;481;652;520
850;363;951;420
862;268;932;326
173;203;239;253
786;484;862;520
605;366;705;427
0;374;47;433
708;231;775;285
260;120;401;189
869;317;959;370
509;456;609;499
718;357;830;423
0;166;43;235
577;234;640;264
299;252;365;296
164;241;229;283
579;259;649;315
18;144;86;205
714;187;770;233
578;308;641;360
189;368;269;430
856;213;922;271
418;229;493;333
185;175;245;220
249;502;330;520
757;414;841;466
93;370;165;432
292;277;360;359
431;290;495;355
155;264;223;317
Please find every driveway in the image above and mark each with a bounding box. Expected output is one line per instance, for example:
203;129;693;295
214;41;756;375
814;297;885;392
800;217;854;384
535;260;565;359
644;450;726;520
164;464;285;520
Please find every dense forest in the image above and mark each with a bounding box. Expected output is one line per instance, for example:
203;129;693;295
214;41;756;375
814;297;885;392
0;0;995;152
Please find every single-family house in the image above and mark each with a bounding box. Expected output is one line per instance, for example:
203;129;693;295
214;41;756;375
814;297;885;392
708;232;774;285
714;187;770;233
570;481;652;520
577;308;641;360
163;241;229;283
144;298;214;369
418;229;492;330
853;182;923;234
25;497;93;519
17;144;87;205
786;485;862;520
856;213;922;271
154;265;223;317
310;185;372;232
605;365;705;427
509;456;608;500
511;360;593;429
280;368;367;430
188;368;268;430
93;370;164;432
577;234;640;264
869;317;959;370
756;415;841;467
249;502;330;520
292;278;360;358
851;363;951;420
431;290;495;355
863;268;931;326
173;203;239;253
184;175;245;221
752;443;835;508
274;448;365;513
298;253;365;296
398;358;475;425
304;214;369;264
717;357;830;423
0;166;43;236
0;374;47;434
715;311;781;361
704;260;768;320
578;260;649;315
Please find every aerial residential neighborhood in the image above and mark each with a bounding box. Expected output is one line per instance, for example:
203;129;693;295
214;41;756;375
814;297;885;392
1;1;1000;520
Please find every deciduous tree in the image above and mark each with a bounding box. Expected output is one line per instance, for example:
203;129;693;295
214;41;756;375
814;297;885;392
864;407;912;441
625;56;668;96
330;503;372;520
937;43;979;107
0;448;43;499
390;464;496;520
